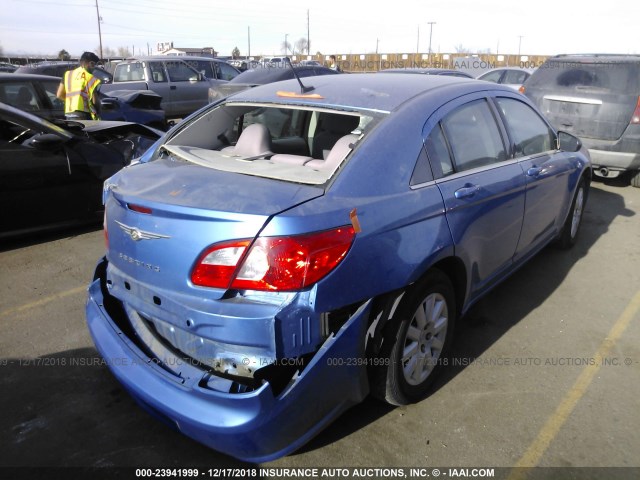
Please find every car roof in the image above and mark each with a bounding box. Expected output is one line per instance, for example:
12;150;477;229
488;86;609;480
480;67;532;73
177;56;229;62
17;61;76;66
383;68;470;76
549;54;640;63
227;72;497;112
121;56;226;63
0;72;61;82
230;65;336;84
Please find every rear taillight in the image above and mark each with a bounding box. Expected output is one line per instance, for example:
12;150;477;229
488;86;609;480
127;203;152;214
631;96;640;125
518;85;526;94
103;212;109;249
191;226;356;291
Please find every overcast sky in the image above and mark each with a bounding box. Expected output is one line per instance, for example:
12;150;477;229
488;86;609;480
1;0;637;58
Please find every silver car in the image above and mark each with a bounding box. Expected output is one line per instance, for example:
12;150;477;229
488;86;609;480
523;54;640;187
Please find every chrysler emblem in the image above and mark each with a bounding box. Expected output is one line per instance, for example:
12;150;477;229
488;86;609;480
115;221;170;242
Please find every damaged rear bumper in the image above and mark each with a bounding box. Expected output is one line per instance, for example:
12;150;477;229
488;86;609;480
85;258;371;462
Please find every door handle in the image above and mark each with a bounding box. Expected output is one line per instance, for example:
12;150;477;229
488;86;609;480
527;166;542;177
170;86;177;90
454;184;480;199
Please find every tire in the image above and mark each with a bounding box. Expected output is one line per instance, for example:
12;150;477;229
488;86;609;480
370;269;456;406
557;177;587;249
631;170;640;188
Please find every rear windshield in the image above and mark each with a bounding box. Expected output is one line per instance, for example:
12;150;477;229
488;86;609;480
528;60;640;95
156;102;384;185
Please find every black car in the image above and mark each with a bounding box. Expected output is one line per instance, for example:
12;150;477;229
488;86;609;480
523;54;640;187
0;103;161;238
382;67;474;78
0;73;64;120
0;73;166;129
208;65;339;102
15;61;113;84
0;62;17;73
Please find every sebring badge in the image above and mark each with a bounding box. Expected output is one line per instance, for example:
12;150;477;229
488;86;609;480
115;221;170;242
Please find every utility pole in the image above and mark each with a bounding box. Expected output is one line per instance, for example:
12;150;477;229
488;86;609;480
518;35;524;57
307;9;310;55
417;25;420;55
95;0;103;60
248;26;251;59
284;33;288;56
427;22;436;65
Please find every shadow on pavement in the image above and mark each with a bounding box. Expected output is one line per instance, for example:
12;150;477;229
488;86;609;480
0;348;252;469
299;183;634;453
0;223;101;253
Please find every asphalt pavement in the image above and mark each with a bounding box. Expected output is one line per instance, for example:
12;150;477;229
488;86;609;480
0;179;638;478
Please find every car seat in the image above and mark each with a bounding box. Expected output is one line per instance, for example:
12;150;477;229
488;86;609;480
305;134;358;170
16;87;34;109
222;123;273;158
311;113;360;159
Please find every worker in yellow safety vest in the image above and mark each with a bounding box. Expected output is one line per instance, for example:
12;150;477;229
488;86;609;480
56;51;102;120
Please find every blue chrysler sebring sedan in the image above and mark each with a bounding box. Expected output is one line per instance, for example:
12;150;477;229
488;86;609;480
86;73;591;461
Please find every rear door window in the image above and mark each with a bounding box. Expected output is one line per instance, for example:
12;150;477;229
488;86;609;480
503;70;528;84
424;123;454;179
184;60;214;78
148;62;167;83
441;99;507;172
164;61;199;82
41;80;65;111
2;83;42;112
217;62;239;81
480;70;503;83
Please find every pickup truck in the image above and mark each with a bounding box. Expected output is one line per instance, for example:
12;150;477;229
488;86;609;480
100;56;237;119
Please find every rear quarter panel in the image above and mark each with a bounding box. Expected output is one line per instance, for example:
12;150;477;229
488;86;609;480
264;94;461;312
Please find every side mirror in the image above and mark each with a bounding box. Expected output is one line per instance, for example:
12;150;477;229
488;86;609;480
27;133;67;150
557;131;582;152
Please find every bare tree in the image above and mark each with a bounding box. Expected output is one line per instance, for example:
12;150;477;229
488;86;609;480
116;47;131;57
58;49;70;60
97;46;117;58
281;41;291;56
232;47;240;59
454;44;471;53
294;38;308;56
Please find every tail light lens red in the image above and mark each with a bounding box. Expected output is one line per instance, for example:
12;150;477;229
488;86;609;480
191;226;356;291
518;85;526;94
103;212;109;249
631;96;640;125
127;203;152;214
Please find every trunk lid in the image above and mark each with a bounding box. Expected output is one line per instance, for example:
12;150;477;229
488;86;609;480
526;59;640;141
105;157;323;297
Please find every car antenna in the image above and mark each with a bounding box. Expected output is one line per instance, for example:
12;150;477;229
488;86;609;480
285;58;315;93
